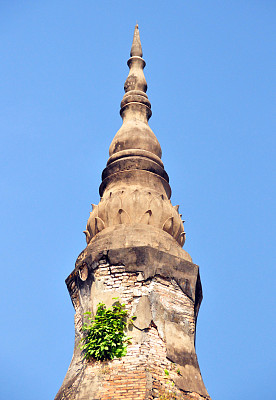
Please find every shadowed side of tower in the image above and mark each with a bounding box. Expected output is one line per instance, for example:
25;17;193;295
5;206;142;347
55;25;210;400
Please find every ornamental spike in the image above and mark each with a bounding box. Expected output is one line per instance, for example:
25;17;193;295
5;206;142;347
130;24;143;57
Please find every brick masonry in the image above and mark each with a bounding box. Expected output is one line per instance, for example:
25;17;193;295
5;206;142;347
55;248;210;400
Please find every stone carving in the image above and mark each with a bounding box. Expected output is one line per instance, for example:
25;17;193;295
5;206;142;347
84;188;186;246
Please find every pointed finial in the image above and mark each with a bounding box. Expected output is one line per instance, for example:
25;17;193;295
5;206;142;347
104;23;168;198
130;24;143;57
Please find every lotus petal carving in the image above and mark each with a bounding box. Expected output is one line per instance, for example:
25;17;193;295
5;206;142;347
84;188;185;247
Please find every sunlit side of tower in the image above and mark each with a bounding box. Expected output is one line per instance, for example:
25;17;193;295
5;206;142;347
55;25;210;400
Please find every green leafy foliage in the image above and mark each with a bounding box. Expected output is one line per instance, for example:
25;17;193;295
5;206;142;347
80;300;133;361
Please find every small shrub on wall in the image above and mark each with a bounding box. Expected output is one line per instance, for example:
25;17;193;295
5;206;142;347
80;300;132;361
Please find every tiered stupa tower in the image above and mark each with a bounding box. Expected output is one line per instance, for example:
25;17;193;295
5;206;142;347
56;25;210;400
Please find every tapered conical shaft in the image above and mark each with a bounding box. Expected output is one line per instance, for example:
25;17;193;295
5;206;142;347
85;25;186;249
130;24;143;57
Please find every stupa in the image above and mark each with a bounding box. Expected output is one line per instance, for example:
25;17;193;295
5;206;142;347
55;25;210;400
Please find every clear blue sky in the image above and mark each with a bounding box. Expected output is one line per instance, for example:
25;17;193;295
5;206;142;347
0;1;275;399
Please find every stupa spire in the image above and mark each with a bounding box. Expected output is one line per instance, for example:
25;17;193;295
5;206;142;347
105;24;165;194
85;25;187;250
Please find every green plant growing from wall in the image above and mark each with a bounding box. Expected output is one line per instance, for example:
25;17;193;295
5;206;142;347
80;300;133;361
158;387;183;400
